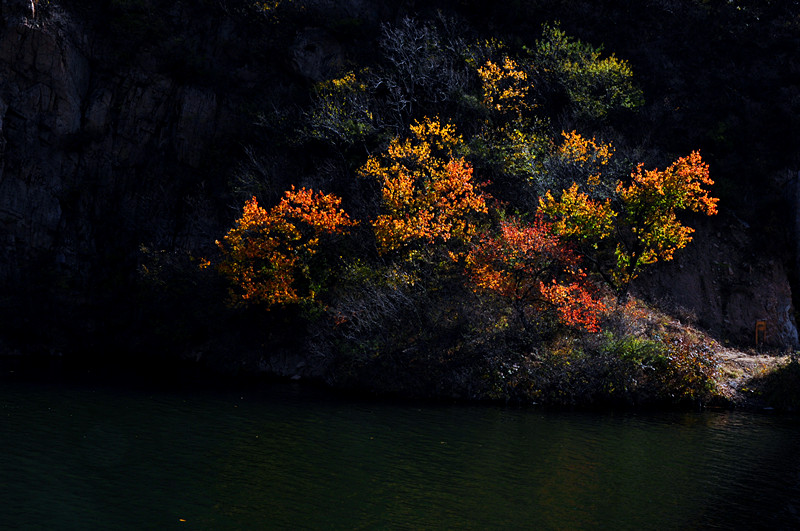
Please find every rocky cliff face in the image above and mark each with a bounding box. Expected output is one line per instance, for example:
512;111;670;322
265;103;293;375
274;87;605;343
635;212;798;349
0;0;245;290
0;0;796;355
1;0;88;282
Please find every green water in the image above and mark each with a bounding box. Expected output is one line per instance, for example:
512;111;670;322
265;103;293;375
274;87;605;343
1;376;798;529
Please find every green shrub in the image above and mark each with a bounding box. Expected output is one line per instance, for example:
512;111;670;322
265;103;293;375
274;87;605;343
531;23;644;122
601;333;664;362
598;333;718;404
651;341;718;402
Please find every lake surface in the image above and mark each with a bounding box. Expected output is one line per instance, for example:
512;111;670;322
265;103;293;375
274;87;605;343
1;373;799;529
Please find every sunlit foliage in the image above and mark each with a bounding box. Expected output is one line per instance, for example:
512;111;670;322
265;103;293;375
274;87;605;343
204;12;728;404
613;151;718;287
534;23;643;121
540;151;718;298
465;216;606;332
215;188;356;307
477;57;532;118
359;118;488;255
492;124;551;179
556;130;614;185
539;183;616;243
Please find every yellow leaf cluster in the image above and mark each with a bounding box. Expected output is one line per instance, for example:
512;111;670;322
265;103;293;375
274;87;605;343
315;71;367;94
539;183;616;243
477;57;531;116
557;130;614;185
360;118;488;255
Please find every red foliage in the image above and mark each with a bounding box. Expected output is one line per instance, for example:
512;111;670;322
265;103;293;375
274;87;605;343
465;216;605;331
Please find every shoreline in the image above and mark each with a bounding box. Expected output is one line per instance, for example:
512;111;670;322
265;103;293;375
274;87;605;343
1;347;796;413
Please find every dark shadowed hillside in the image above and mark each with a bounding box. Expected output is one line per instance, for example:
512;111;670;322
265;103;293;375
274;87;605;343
1;0;799;405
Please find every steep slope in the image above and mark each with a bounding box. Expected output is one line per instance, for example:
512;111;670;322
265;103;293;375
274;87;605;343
0;0;797;363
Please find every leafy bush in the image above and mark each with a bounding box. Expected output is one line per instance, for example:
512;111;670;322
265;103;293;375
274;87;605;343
597;329;718;404
212;189;356;308
649;340;718;401
532;23;644;123
307;71;376;149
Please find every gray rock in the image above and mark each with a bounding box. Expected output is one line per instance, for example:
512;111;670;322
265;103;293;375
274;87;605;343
291;28;344;82
636;215;799;349
2;0;36;21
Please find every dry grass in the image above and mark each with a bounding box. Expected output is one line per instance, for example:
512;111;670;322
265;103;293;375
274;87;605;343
600;296;799;408
714;348;794;407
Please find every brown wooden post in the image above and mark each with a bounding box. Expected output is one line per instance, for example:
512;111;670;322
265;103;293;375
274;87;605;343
755;320;767;346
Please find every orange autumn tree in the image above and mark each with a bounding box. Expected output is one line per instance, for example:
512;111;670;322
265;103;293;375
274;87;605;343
215;187;357;308
539;150;718;299
359;118;488;257
465;216;606;332
613;151;718;287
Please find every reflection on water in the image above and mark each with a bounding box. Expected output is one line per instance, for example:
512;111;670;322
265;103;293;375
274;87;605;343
1;377;798;529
